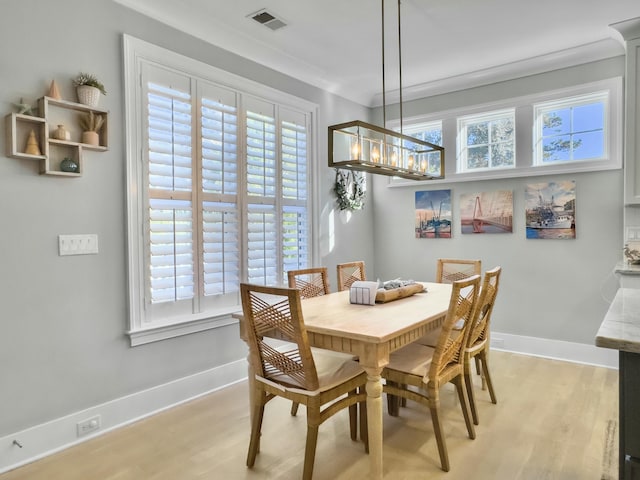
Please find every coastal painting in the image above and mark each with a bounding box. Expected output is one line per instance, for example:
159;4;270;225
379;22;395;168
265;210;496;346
415;189;452;238
460;190;513;234
525;181;576;239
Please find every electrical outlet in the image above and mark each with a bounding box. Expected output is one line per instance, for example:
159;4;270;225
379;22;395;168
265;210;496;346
76;415;101;437
59;234;99;256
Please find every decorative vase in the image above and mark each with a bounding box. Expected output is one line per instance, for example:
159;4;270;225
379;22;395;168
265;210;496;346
76;85;100;107
54;124;70;141
60;157;79;173
82;131;99;146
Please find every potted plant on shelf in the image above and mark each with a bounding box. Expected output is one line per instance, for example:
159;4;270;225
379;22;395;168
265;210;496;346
74;72;106;107
78;111;104;146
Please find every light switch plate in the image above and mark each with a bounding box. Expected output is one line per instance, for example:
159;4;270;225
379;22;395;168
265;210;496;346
58;234;99;256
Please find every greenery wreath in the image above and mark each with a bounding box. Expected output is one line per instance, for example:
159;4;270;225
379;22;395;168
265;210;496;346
333;169;366;211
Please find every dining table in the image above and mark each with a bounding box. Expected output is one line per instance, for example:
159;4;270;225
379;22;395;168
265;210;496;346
235;280;453;479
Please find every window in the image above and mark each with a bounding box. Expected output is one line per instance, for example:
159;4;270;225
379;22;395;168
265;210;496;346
124;36;317;345
533;92;607;165
387;77;621;186
458;109;515;172
401;121;443;176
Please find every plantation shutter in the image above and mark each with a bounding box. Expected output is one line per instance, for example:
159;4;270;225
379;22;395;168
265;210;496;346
200;83;240;309
280;108;309;275
144;64;196;320
245;98;278;285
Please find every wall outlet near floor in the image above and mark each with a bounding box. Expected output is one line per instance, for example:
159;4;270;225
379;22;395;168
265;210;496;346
76;415;101;437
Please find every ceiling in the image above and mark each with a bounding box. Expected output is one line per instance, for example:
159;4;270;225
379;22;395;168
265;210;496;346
114;0;639;107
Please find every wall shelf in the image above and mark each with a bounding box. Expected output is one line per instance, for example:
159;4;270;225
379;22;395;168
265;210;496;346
5;96;108;177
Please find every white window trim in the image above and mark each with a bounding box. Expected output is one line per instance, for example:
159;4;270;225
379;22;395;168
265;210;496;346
533;90;610;165
457;108;516;174
123;35;320;346
387;77;622;187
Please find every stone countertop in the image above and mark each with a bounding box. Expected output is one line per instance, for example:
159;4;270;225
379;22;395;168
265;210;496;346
596;288;640;354
616;261;640;275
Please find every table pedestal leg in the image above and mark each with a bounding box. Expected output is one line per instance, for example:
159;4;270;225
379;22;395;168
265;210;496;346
364;368;383;480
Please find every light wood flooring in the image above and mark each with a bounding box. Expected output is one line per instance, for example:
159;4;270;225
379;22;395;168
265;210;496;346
1;351;618;480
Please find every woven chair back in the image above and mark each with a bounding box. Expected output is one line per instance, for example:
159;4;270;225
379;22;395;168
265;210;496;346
240;283;319;391
467;266;501;350
336;261;366;291
436;258;481;284
287;267;330;299
428;275;481;383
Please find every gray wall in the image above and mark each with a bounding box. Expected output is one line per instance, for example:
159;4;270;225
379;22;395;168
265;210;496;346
371;58;625;345
0;0;373;436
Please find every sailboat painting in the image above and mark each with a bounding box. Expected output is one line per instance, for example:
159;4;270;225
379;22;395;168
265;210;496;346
525;181;576;239
460;190;513;234
415;189;452;238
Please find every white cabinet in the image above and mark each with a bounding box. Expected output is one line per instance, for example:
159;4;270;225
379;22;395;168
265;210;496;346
612;18;640;204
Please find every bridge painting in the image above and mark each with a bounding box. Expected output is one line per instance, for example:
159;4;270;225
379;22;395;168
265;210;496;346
460;190;513;234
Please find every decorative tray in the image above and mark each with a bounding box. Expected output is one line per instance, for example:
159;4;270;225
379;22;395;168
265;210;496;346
375;283;425;303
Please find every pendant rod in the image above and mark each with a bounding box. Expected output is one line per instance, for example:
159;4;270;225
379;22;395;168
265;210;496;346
381;0;386;128
398;0;404;136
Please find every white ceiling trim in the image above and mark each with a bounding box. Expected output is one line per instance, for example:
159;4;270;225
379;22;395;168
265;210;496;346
372;38;625;107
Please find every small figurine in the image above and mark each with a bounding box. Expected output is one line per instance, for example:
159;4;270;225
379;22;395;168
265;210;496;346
13;98;34;116
24;130;41;155
48;80;62;100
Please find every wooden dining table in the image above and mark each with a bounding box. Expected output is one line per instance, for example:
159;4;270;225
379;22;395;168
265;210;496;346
236;281;453;479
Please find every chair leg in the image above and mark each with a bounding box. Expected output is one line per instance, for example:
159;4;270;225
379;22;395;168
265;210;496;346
302;424;319;480
348;391;358;441
453;377;476;440
464;366;479;426
429;402;450;472
386;381;400;416
291;401;300;416
246;399;265;467
359;395;369;454
479;351;497;404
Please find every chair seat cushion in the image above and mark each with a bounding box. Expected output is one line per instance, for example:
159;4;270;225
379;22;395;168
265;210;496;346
415;323;464;348
386;343;435;377
259;348;364;396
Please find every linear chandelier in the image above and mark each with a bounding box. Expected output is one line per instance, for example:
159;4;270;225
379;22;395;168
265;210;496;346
328;0;444;181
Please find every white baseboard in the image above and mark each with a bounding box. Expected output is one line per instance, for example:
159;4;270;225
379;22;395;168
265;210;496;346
490;331;619;369
0;333;619;474
0;359;247;474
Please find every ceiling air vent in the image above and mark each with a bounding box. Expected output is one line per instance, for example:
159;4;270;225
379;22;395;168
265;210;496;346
248;9;287;31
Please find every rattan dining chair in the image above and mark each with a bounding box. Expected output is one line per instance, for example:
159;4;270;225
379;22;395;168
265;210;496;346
336;261;366;291
287;267;331;417
240;283;368;480
464;266;501;425
415;258;482;348
288;267;330;299
436;258;481;284
383;275;481;472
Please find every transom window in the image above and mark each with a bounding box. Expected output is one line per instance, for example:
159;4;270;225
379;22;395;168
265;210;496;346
458;109;515;172
533;92;607;165
401;121;443;176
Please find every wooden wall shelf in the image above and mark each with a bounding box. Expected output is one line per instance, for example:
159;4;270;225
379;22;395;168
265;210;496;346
5;96;108;177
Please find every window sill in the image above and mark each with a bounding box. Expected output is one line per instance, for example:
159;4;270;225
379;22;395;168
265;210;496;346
388;158;621;187
127;312;238;346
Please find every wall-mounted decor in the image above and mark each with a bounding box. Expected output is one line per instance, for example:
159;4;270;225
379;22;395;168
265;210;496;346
460;190;513;234
415;189;452;238
525;180;576;239
333;169;365;211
